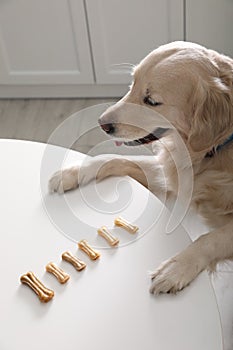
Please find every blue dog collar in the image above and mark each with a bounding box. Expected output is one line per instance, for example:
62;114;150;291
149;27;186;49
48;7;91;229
205;133;233;158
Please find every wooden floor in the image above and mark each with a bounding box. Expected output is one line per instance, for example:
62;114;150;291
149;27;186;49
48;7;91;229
0;98;153;155
0;98;116;153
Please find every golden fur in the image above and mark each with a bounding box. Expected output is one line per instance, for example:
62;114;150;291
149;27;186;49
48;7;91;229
50;42;233;294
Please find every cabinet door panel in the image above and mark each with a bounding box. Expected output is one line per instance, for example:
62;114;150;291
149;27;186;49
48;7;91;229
86;0;184;84
186;0;233;58
0;0;94;84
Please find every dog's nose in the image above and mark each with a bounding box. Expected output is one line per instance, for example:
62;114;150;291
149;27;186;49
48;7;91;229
100;122;115;134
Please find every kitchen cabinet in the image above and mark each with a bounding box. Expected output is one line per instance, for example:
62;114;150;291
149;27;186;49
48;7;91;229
1;0;232;98
0;0;94;86
0;0;184;97
86;0;183;84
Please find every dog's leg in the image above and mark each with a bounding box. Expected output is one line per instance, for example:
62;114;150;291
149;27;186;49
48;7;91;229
150;219;233;294
49;155;166;197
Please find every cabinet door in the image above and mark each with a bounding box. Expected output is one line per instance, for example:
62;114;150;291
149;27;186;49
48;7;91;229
86;0;184;84
186;0;233;58
0;0;94;84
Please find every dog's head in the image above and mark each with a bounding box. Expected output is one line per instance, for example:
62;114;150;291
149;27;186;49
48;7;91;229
99;41;233;153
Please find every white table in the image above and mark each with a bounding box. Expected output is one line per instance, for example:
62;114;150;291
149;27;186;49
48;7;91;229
0;140;223;350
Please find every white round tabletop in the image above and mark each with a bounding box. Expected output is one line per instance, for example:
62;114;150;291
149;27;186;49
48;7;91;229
0;140;223;350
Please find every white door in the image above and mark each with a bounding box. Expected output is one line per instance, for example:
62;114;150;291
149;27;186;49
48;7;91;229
86;0;184;84
186;0;233;58
0;0;94;84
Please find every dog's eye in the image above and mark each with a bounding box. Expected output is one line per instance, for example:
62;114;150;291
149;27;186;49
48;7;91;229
143;96;162;107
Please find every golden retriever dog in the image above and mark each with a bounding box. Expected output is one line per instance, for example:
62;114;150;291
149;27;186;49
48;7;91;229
49;41;233;294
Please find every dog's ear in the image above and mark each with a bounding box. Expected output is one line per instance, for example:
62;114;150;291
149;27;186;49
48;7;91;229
188;77;232;152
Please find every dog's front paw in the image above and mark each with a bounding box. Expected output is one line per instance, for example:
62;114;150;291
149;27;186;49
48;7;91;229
149;255;200;295
49;167;79;194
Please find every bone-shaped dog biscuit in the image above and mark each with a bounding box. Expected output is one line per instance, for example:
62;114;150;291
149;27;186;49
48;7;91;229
46;262;70;284
78;240;100;260
114;216;139;233
62;251;86;271
20;271;54;303
98;226;119;246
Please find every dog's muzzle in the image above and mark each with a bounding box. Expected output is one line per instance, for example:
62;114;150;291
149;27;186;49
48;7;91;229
99;117;169;146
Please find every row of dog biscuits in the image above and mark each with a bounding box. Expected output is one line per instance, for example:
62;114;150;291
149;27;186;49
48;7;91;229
20;217;138;303
20;240;100;303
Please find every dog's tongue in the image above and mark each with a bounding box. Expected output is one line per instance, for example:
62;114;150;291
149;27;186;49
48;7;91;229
115;141;123;146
